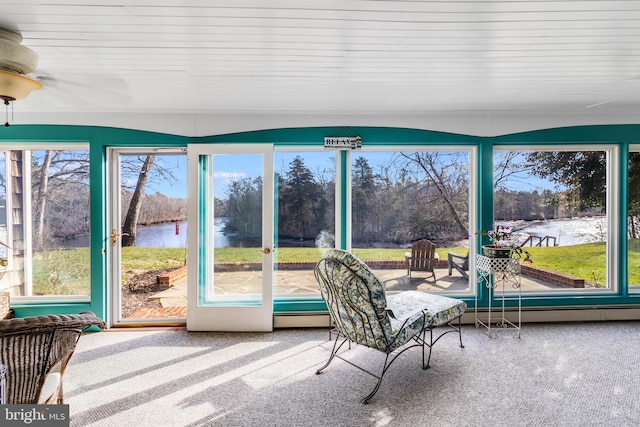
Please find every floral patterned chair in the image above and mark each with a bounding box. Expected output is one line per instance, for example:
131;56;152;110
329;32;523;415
314;249;467;403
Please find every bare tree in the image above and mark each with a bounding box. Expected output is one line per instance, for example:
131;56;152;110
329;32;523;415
33;150;52;250
494;151;533;190
398;152;469;238
31;150;90;249
121;155;154;247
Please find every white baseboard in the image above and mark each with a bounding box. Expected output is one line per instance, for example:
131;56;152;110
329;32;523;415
274;307;640;329
274;313;331;328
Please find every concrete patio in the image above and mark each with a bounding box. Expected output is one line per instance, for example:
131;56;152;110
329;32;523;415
126;267;568;320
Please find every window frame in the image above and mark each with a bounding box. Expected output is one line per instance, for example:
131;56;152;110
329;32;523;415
0;144;92;304
0;150;13;270
492;144;620;297
347;145;478;297
627;144;640;294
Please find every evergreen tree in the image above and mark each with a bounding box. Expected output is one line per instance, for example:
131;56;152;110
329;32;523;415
526;151;606;211
352;156;376;243
280;156;320;240
224;177;262;240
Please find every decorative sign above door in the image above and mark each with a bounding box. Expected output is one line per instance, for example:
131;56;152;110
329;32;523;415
323;136;362;150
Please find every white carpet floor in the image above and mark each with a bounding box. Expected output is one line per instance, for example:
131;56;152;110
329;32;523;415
65;322;640;427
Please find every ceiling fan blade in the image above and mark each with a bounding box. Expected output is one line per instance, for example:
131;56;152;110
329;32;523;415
586;93;636;109
32;71;132;107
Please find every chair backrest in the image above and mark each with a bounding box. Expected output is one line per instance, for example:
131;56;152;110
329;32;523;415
314;249;392;351
410;239;437;271
0;312;105;404
461;254;469;270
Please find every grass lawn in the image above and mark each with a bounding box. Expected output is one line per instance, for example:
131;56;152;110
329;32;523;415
32;240;640;295
32;249;91;295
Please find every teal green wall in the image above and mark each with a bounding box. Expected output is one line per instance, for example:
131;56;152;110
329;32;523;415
2;123;640;319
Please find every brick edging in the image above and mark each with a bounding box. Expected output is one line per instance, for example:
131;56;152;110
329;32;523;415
157;265;188;286
520;264;585;288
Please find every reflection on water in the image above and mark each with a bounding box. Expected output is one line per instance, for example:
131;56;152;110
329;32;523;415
135;221;189;248
45;216;611;250
53;219;231;249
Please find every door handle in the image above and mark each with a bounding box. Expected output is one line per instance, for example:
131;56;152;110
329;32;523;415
260;247;271;254
111;229;129;246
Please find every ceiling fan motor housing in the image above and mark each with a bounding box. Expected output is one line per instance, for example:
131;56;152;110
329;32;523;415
0;28;42;104
0;28;39;75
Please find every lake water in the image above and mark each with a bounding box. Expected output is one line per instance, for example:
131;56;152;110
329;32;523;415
134;220;232;248
53;219;230;249
136;221;189;248
53;216;608;249
503;216;607;247
134;216;608;248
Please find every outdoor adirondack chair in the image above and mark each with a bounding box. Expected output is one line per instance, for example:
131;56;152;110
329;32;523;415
405;239;438;282
448;252;469;279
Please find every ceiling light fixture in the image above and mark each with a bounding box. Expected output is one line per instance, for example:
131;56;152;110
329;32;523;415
0;28;42;127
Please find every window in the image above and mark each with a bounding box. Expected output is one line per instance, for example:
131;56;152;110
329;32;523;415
273;151;335;299
493;147;615;293
628;148;640;292
0;153;9;264
0;148;90;301
351;149;472;293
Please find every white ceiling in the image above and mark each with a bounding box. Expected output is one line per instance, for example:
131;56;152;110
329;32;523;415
2;0;640;136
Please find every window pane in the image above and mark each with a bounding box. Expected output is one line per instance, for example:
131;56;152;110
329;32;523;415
493;150;608;292
351;151;470;293
0;153;8;262
628;150;640;292
273;152;335;298
0;149;90;299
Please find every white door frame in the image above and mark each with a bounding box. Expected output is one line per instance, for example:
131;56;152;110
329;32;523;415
107;147;125;325
107;147;188;326
186;143;274;331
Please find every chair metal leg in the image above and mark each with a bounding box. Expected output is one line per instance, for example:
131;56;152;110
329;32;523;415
316;334;349;374
418;327;433;370
316;335;396;404
319;334;428;404
361;354;391;404
317;312;464;404
364;316;465;402
421;315;465;370
457;316;465;348
425;328;434;369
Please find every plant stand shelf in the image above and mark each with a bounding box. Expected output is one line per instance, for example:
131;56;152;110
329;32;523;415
475;255;521;338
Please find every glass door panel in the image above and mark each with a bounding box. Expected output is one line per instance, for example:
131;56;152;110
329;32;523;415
273;151;336;299
109;149;188;326
187;144;273;331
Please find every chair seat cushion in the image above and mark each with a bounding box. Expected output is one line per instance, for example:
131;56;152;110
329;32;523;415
387;291;467;330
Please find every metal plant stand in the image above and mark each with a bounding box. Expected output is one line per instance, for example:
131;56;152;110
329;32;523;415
475;254;522;338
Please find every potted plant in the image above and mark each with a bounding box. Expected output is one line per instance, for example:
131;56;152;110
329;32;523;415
473;224;532;262
0;240;9;267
